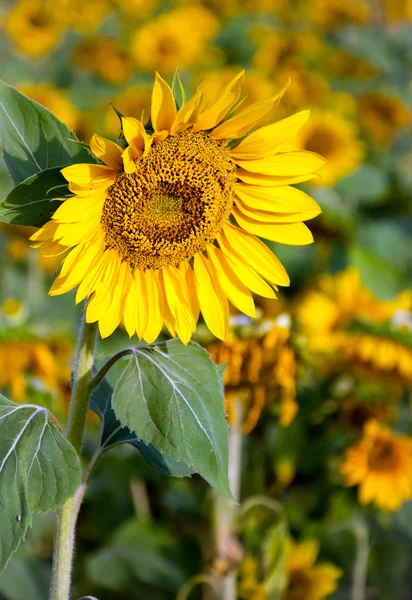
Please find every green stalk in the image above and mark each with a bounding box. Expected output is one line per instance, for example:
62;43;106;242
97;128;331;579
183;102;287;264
49;313;98;600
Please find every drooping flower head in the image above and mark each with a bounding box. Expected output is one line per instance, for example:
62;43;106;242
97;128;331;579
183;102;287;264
32;72;324;343
341;420;412;511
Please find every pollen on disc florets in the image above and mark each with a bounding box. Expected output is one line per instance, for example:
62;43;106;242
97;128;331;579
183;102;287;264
101;131;237;270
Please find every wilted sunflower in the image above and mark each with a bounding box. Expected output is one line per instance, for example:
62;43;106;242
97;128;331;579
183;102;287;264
341;420;412;511
31;72;323;343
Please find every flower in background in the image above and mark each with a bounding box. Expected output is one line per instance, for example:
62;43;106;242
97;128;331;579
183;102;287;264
298;111;364;186
341;420;412;511
283;538;342;600
208;313;298;431
378;0;412;22
130;6;219;74
17;82;79;131
5;0;65;57
113;0;159;20
67;0;112;33
302;0;370;29
31;71;323;342
73;37;134;86
358;91;411;148
104;85;152;137
238;555;268;600
3;223;63;275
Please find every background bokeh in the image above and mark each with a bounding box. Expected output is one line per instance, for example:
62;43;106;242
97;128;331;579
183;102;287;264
0;0;412;599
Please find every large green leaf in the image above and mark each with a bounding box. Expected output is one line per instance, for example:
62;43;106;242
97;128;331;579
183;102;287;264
0;167;68;227
0;394;81;574
90;377;194;477
0;79;93;186
111;340;231;498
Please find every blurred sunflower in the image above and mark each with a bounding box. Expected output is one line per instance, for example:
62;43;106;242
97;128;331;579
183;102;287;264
67;0;112;33
113;0;159;19
298;111;364;186
358;92;410;148
283;538;342;600
341;420;412;511
208;313;298;431
5;0;65;57
130;6;219;74
302;0;370;29
31;72;323;342
73;37;134;86
17;82;79;131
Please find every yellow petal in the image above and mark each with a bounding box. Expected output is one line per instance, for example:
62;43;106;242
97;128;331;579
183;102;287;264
234;197;320;223
171;90;203;135
230;110;310;160
122;117;151;153
30;220;58;243
192;71;244;132
234;183;320;214
75;249;113;303
194;253;229;341
142;270;164;343
122;146;137;174
162;265;196;345
61;163;117;187
210;81;288;140
128;268;148;339
237;169;319;187
94;260;131;338
179;261;200;323
89;134;123;169
151;72;177;134
207;245;256;317
222;223;289;286
236;151;325;176
233;208;314;245
218;234;277;298
52;193;105;224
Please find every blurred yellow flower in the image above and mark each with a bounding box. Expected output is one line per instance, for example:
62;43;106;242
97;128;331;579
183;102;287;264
358;92;411;148
302;0;370;29
238;555;268;600
298;111;364;186
252;29;324;75
323;49;378;80
67;0;111;33
130;6;219;74
208;314;298;431
5;0;65;57
31;71;323;342
73;37;134;86
104;85;152;137
113;0;158;19
379;0;412;22
341;420;412;511
17;82;79;131
283;538;342;600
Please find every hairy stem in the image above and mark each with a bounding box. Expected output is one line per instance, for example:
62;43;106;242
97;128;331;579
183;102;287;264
49;313;98;600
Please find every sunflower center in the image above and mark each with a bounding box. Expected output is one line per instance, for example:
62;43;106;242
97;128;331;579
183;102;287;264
101;131;236;270
285;569;313;600
368;439;398;471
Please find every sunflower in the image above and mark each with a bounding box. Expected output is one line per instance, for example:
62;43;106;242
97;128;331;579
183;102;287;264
283;539;342;600
31;72;323;343
5;0;64;58
298;111;364;186
341;420;412;511
358;92;410;149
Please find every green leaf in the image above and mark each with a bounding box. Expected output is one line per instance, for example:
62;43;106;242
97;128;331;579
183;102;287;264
0;79;93;185
0;167;68;227
90;377;194;477
111;340;231;498
0;394;81;574
86;518;186;592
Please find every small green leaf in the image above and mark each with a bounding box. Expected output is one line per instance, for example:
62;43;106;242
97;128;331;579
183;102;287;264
0;394;81;575
0;167;68;227
111;340;231;498
0;79;94;186
90;377;194;477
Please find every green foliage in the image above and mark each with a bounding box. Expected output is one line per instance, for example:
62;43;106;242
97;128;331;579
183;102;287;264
0;394;80;575
111;340;231;498
86;518;186;593
0;80;94;226
90;377;194;477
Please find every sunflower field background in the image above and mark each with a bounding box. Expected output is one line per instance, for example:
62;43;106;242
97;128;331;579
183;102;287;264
1;0;412;599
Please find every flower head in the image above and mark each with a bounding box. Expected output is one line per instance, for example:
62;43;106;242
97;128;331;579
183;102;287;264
283;539;342;600
341;420;412;511
32;72;323;343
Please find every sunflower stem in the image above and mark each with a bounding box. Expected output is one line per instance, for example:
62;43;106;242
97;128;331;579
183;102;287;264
206;399;244;600
49;312;98;600
351;513;369;600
